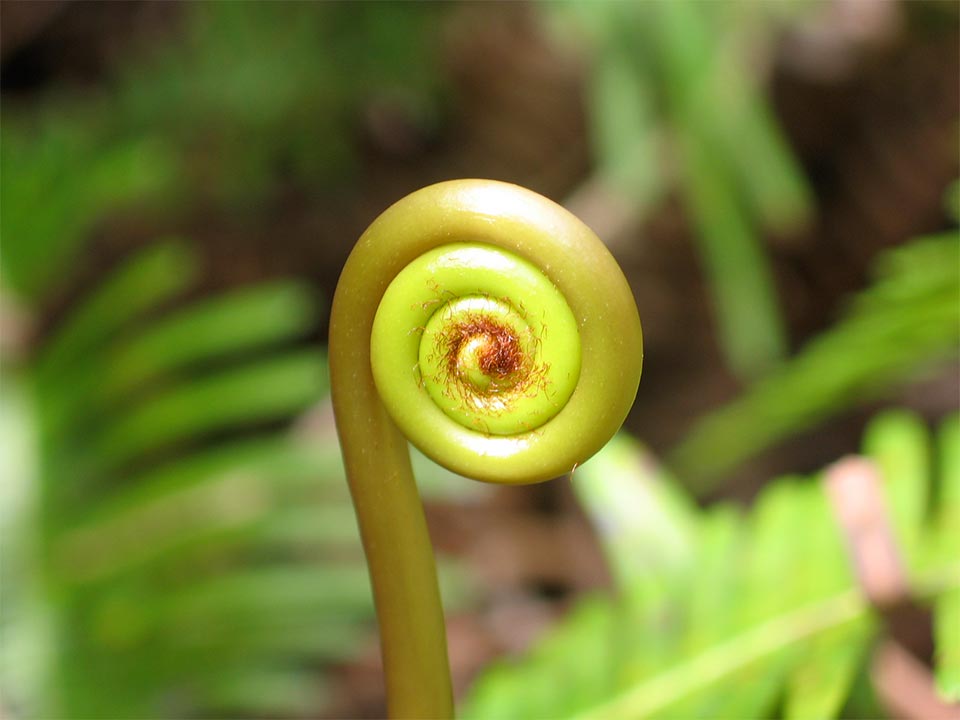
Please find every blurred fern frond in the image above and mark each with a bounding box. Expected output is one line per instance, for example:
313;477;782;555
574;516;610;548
670;231;960;490
113;1;445;208
550;1;814;379
0;114;176;301
463;413;959;719
2;241;330;718
0;241;472;719
0;2;447;302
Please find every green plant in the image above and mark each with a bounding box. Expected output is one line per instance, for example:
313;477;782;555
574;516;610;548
551;0;813;379
0;113;176;301
111;2;445;207
0;241;473;718
671;231;960;491
0;2;447;301
464;411;959;718
329;179;643;717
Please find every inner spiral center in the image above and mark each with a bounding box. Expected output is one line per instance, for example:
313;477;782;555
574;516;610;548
371;243;582;437
419;295;544;430
450;324;524;394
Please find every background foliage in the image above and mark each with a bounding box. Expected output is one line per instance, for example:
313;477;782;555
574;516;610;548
1;240;471;718
464;413;959;718
1;1;957;718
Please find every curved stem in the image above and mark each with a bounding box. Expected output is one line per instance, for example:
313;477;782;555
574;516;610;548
331;375;451;717
330;180;642;718
331;269;451;718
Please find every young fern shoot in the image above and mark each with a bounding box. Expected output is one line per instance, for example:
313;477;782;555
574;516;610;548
330;179;643;718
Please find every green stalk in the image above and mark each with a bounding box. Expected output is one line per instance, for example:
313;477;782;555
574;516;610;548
330;180;643;717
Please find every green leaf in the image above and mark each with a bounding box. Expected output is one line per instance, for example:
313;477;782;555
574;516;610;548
537;597;622;718
935;414;960;563
161;565;375;630
588;44;662;211
91;351;326;471
693;481;809;720
784;622;871;720
934;415;960;700
466;413;958;720
934;586;960;702
37;242;197;382
782;483;869;720
192;665;328;717
101;282;320;401
0;118;176;300
573;434;697;589
863;410;930;566
462;597;620;720
576;591;866;720
74;436;330;521
45;283;321;438
677;506;744;659
672;234;960;492
51;431;361;585
56;470;272;584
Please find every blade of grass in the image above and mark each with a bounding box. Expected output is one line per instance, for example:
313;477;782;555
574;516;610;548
588;43;662;212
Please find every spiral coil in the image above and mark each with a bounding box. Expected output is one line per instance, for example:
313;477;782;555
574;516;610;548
330;179;643;717
337;179;643;484
372;241;582;434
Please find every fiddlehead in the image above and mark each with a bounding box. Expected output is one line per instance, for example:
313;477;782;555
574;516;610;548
330;179;642;718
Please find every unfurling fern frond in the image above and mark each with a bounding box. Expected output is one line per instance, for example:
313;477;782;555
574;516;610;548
463;412;959;719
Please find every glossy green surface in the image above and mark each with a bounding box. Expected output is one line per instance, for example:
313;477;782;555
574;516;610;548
372;243;581;437
330;179;643;718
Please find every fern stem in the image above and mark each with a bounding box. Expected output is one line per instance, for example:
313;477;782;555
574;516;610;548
330;180;643;717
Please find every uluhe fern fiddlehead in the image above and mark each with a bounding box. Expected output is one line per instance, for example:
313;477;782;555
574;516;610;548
330;179;643;718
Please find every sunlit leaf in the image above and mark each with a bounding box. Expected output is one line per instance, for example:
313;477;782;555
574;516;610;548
672;234;960;491
574;434;697;589
464;413;957;720
783;483;869;720
934;415;960;700
864;410;930;566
